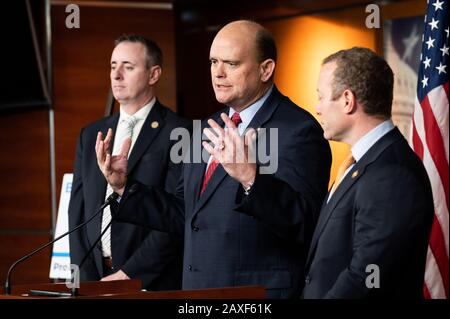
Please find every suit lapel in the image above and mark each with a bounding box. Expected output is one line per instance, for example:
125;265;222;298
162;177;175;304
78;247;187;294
306;164;364;265
306;128;403;266
90;113;119;221
189;161;207;212
192;112;227;215
88;114;119;277
247;85;282;130
190;115;219;203
191;87;283;217
127;101;165;174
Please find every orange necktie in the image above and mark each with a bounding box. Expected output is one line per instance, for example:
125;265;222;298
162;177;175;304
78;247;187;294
330;152;356;195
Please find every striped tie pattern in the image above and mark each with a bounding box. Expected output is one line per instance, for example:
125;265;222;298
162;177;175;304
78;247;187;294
101;115;138;257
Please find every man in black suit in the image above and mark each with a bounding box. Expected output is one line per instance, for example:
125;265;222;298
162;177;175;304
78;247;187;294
68;35;188;290
96;21;331;298
302;47;434;298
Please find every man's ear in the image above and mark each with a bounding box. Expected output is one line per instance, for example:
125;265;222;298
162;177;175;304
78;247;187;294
342;89;357;114
259;59;275;82
148;65;162;85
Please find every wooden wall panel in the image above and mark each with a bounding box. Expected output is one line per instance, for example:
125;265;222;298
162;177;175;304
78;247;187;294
175;28;218;119
0;107;52;286
0;234;52;286
0;109;51;231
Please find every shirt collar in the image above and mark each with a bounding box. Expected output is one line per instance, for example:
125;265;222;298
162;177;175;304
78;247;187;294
119;97;156;121
351;119;395;162
228;84;273;132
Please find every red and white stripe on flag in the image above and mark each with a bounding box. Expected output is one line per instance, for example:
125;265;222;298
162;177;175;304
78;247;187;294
412;0;449;299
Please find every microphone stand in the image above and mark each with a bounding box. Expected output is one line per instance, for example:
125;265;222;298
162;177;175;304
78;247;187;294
71;218;113;297
4;192;119;296
71;183;137;296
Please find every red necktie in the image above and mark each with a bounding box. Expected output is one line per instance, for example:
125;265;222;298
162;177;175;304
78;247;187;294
200;113;242;194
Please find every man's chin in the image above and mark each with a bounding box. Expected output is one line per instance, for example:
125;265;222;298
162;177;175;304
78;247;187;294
113;96;127;104
214;93;231;104
323;132;333;141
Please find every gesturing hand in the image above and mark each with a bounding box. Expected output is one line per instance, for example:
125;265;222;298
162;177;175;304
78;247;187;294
95;128;131;196
202;113;257;188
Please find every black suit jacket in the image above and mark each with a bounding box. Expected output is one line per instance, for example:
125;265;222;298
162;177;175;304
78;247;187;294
302;128;434;299
115;87;332;298
68;100;189;290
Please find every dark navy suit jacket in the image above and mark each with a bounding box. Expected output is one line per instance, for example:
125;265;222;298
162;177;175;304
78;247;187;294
115;87;332;298
68;101;189;290
302;128;434;298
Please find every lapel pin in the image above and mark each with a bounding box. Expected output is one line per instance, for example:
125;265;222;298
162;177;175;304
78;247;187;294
352;170;359;178
151;121;159;129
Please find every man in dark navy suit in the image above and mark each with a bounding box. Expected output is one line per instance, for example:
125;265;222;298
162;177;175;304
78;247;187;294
69;35;188;290
96;21;331;298
302;47;433;298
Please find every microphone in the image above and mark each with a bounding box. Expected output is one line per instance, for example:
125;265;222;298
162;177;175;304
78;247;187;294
4;192;119;296
75;183;140;269
70;183;139;296
70;217;113;297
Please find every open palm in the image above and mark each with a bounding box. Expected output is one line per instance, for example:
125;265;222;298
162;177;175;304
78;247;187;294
95;128;131;195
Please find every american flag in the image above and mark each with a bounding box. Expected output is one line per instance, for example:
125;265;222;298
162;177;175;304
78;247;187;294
412;0;449;299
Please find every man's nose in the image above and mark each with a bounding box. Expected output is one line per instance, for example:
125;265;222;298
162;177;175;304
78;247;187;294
112;68;122;80
213;63;225;78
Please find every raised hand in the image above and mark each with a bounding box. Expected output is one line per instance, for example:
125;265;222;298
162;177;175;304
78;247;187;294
202;113;257;189
95;128;131;195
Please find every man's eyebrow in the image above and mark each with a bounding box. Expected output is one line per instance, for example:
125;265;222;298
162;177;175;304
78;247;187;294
110;60;136;65
222;59;239;63
209;58;239;63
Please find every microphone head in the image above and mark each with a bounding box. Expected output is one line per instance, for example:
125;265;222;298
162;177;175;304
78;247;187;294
106;192;119;203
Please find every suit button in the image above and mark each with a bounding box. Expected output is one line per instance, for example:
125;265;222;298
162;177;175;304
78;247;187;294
188;265;192;271
192;226;199;232
305;275;311;285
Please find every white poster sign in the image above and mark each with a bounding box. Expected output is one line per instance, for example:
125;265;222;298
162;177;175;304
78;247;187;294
49;173;73;279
